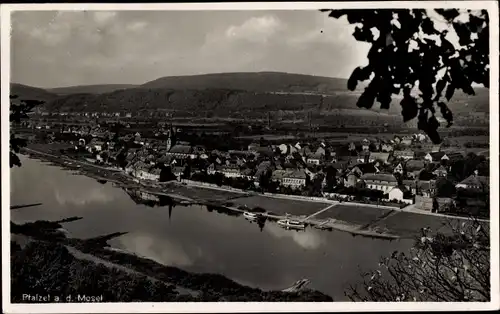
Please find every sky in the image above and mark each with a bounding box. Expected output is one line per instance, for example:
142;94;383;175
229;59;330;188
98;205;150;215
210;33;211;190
10;10;372;88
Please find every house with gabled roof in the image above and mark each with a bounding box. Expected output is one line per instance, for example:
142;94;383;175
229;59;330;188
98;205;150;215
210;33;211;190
420;143;442;153
425;151;463;163
306;150;325;165
371;152;391;164
402;179;437;198
357;151;372;164
393;149;415;160
393;163;404;175
350;163;380;177
166;145;196;159
273;169;308;189
433;165;448;177
218;164;243;178
441;152;464;163
425;151;446;163
455;173;489;192
381;142;394;152
401;138;413;147
405;160;426;179
361;173;398;193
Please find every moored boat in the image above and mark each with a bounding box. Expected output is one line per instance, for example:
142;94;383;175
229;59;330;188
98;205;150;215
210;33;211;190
277;219;305;230
243;211;259;221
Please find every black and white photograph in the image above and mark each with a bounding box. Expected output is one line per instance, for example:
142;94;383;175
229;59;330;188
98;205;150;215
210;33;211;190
2;1;499;312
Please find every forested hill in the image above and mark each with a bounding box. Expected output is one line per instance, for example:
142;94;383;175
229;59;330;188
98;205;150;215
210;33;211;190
9;83;58;103
9;72;489;121
141;71;353;93
48;84;138;95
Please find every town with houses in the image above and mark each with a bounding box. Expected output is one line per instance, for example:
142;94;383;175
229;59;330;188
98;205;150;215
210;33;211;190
20;115;490;218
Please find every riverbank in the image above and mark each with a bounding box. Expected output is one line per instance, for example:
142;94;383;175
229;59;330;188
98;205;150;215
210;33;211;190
11;233;333;302
20;148;402;239
20;146;487;240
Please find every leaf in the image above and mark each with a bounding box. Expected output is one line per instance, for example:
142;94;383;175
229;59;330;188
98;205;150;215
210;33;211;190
347;67;362;91
417;109;429;131
440;37;455;57
400;95;418;122
426;128;442;144
358;66;373;81
346;11;364;24
421;18;437;35
419;79;434;100
462;83;476;96
482;70;490;88
326;10;346;19
428;115;440;130
353;26;371;42
453;22;472;46
377;91;392;110
445;83;455;101
468;14;486;33
450;66;475;95
10;152;21;168
434;79;447;100
437;102;454;127
435;9;460;22
356;89;376;109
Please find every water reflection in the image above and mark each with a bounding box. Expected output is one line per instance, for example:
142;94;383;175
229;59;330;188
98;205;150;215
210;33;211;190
118;232;195;267
265;223;325;250
10;156;413;300
123;189;176;220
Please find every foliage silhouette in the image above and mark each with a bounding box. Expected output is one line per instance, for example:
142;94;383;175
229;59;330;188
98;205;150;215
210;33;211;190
321;9;489;143
10;95;45;167
345;219;489;301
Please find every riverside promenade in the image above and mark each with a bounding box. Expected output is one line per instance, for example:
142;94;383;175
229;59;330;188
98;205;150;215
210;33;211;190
21;146;487;241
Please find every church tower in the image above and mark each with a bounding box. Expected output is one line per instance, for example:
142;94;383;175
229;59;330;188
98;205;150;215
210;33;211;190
166;124;176;151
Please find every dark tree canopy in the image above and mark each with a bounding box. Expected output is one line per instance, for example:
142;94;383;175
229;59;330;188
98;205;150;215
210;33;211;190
10;95;45;168
321;9;489;143
346;220;489;301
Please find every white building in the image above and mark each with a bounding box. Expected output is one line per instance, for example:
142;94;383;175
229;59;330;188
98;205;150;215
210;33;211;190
218;165;243;178
272;169;307;189
388;187;413;204
361;173;398;193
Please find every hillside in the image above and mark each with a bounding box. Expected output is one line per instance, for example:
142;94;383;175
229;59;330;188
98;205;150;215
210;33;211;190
11;72;489;127
45;87;381;115
48;84;138;95
141;71;353;94
43;85;489;128
9;83;58;103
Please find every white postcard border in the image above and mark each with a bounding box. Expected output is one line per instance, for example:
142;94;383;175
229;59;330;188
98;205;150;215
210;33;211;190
1;1;499;313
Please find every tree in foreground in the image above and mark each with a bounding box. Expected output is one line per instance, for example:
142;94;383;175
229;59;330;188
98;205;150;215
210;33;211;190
346;219;489;301
321;9;489;143
9;95;44;168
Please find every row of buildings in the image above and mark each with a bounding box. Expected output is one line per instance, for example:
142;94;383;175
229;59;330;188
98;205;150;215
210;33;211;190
72;127;489;209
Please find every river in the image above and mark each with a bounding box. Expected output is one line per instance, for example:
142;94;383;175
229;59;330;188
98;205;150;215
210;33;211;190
10;156;414;300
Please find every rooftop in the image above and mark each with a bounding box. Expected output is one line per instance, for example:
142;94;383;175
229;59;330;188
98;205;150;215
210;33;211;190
458;175;489;187
405;160;425;170
168;145;193;154
361;173;398;183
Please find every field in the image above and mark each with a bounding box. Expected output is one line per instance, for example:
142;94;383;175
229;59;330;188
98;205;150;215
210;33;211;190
164;184;241;202
369;211;453;238
229;195;329;216
314;204;394;226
